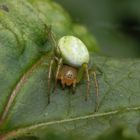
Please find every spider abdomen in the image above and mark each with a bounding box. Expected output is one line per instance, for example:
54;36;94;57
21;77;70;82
58;36;89;67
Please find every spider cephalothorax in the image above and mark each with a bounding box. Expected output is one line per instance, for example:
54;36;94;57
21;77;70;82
47;33;99;111
57;65;78;87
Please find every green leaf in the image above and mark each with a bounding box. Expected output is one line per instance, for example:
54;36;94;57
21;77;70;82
0;0;140;140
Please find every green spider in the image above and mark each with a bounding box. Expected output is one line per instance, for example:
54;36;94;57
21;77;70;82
47;29;99;111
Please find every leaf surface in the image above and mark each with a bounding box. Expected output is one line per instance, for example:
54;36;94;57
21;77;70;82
0;0;140;140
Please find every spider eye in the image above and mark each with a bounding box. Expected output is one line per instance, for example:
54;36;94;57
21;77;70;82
68;73;72;79
66;71;73;79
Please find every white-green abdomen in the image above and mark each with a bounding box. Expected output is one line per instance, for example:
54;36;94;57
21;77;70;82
58;36;89;67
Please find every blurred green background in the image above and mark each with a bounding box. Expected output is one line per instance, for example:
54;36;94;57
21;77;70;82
54;0;140;58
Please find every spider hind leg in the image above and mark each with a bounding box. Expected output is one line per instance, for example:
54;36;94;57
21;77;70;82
92;70;99;112
47;59;55;104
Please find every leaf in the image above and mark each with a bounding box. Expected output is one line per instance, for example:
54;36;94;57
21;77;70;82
0;0;140;140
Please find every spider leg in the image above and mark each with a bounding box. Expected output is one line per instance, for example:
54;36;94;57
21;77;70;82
76;64;90;100
72;80;77;94
54;58;63;92
45;24;61;56
84;64;90;101
61;79;65;89
47;58;55;104
92;70;99;112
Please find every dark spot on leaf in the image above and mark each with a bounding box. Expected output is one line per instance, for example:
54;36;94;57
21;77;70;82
0;4;9;12
137;120;140;135
12;136;39;140
118;15;140;41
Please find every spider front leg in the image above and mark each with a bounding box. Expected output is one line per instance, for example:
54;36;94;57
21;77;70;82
47;57;63;103
77;64;99;112
54;58;63;92
76;63;90;100
47;58;55;104
72;80;77;94
89;67;99;112
84;64;90;101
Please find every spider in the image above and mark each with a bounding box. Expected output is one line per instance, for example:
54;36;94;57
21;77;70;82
47;30;99;111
